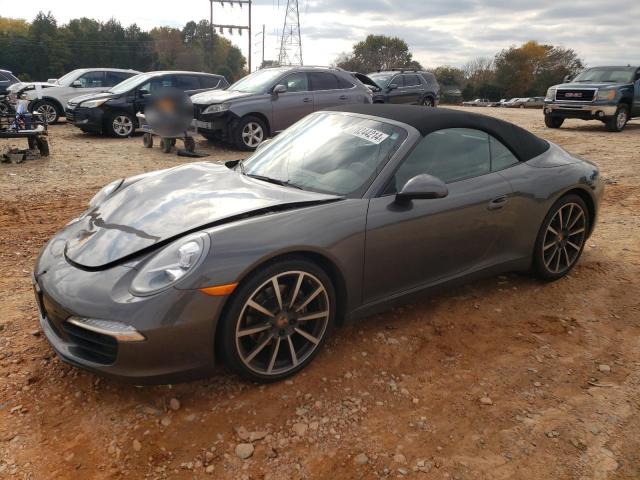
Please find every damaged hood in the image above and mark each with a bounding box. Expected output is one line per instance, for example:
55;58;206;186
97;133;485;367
191;89;255;105
69;91;116;106
65;162;339;269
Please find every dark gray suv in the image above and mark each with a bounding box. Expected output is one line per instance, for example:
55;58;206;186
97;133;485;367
368;70;440;107
191;66;373;150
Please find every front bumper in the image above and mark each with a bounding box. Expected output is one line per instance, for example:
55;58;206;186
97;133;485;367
33;238;228;384
65;106;104;132
543;102;617;119
193;109;236;139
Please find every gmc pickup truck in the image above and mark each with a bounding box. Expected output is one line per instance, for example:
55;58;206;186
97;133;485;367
543;65;640;132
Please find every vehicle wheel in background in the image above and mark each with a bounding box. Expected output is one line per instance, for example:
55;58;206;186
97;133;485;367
604;104;629;132
217;257;336;382
28;137;37;149
32;100;59;124
533;194;589;281
35;137;50;156
520;104;525;109
142;133;153;148
0;102;9;115
233;115;267;151
544;115;564;129
108;112;135;137
160;137;173;153
184;136;196;153
422;96;435;107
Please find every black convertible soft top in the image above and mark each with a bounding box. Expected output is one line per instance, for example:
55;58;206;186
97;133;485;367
325;104;550;162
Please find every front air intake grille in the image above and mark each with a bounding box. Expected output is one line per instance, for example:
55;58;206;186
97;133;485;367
555;89;596;102
62;322;118;365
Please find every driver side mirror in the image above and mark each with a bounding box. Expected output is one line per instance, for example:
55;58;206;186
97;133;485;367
137;89;150;98
47;78;57;84
395;174;448;202
272;84;287;95
71;80;83;88
387;83;398;91
563;75;573;83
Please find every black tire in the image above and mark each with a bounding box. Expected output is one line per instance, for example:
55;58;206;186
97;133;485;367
36;137;50;157
142;133;153;148
0;101;9;116
107;112;136;137
184;136;196;153
544;115;564;129
533;194;590;281
217;257;336;382
232;115;267;151
32;100;59;124
160;137;173;153
422;96;435;107
604;104;629;132
28;137;37;149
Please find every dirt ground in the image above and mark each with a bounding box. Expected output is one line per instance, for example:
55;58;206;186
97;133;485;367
1;109;639;480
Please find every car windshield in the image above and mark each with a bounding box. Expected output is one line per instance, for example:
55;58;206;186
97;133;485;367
55;69;84;86
109;73;152;94
573;67;635;83
228;69;285;93
242;112;408;197
368;73;393;87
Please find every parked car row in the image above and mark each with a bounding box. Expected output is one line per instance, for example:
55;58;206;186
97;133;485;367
462;97;545;108
3;65;442;150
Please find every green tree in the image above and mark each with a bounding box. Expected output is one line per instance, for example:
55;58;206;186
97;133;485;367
335;34;422;73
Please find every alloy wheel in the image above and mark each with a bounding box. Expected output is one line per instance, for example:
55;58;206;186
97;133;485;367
616;110;628;130
542;202;587;274
37;104;57;123
112;115;133;137
242;122;264;148
235;271;330;376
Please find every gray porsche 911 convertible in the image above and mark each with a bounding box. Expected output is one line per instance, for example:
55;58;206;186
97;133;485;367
33;105;603;383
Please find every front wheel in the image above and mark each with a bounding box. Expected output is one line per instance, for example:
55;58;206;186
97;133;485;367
533;194;589;281
233;115;267;151
32;100;59;124
544;115;564;129
218;258;336;382
422;96;435;107
108;112;135;137
604;104;629;132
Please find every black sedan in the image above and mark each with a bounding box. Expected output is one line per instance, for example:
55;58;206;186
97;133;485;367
33;105;603;383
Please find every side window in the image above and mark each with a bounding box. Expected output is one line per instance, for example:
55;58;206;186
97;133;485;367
199;76;221;89
385;128;490;194
0;72;9;82
280;72;309;93
104;71;130;87
391;75;404;88
337;76;355;89
176;75;201;91
77;71;105;88
308;72;339;91
140;75;176;93
489;136;519;171
405;74;421;87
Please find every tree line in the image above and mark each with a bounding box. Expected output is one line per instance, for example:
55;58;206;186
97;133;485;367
335;36;585;102
0;12;247;83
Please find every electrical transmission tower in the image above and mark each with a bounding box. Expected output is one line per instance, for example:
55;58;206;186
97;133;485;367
277;0;302;66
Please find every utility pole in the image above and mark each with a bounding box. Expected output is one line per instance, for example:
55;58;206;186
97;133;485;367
253;24;265;70
278;0;302;66
208;0;252;72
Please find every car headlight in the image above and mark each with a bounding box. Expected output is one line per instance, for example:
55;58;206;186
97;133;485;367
88;179;123;208
545;88;556;101
130;232;210;296
202;103;230;115
596;89;616;101
81;98;108;108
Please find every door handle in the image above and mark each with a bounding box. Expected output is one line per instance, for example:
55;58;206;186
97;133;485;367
339;95;348;100
487;195;508;210
303;97;312;103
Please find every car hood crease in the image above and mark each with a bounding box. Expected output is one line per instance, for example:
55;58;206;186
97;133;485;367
64;162;340;269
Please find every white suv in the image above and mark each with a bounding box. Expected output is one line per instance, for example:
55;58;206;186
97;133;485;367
16;68;140;123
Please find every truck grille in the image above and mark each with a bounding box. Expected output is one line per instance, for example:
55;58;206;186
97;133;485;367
62;321;118;365
555;89;596;102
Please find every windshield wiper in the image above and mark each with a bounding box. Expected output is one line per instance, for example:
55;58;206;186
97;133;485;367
246;174;303;190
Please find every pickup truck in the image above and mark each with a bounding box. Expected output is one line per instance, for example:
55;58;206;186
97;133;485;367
543;65;640;132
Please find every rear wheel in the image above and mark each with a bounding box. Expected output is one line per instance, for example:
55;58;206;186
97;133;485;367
35;136;49;156
233;115;267;151
604;104;629;132
32;100;59;124
533;194;589;280
544;115;564;129
218;258;336;382
422;96;435;107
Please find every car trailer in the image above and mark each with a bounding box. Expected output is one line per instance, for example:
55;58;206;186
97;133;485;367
0;112;49;157
137;113;197;154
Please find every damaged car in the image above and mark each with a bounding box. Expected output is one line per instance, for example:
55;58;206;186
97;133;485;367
33;105;603;384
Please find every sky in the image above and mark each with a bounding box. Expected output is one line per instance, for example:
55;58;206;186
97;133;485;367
2;0;639;70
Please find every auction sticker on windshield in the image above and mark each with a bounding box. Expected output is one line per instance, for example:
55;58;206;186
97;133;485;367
347;126;389;144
